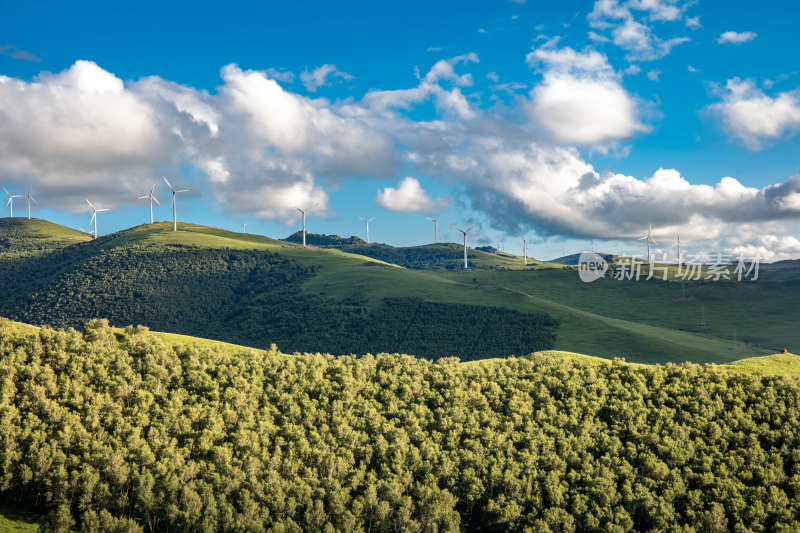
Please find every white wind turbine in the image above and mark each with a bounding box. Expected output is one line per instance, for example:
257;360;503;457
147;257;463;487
23;188;37;219
137;181;161;224
294;203;318;247
358;216;375;243
163;176;190;232
242;222;249;234
671;231;684;263
638;224;658;262
86;199;110;240
519;233;528;265
451;223;477;269
426;215;442;243
4;187;22;218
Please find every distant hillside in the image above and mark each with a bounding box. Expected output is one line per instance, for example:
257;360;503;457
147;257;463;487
282;231;532;270
3;219;796;363
0;222;557;360
0;218;89;260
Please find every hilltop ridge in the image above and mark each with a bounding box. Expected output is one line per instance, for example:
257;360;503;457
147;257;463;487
2;218;798;363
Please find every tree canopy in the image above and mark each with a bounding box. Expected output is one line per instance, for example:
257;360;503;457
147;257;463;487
1;318;799;531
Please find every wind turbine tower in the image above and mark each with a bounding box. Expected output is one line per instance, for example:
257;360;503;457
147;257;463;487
242;223;249;234
671;231;683;263
638;224;658;262
4;187;22;218
294;203;318;247
163;177;189;231
520;234;528;265
23;188;37;219
358;216;375;243
426;215;441;243
86;199;110;240
137;181;161;224
451;224;477;269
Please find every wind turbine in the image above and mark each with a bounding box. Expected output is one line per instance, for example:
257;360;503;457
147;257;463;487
86;199;110;240
358;216;375;243
163;176;189;231
242;222;249;234
21;188;38;219
294;203;318;247
519;233;528;265
638;224;658;262
451;224;477;269
4;187;22;218
137;181;161;224
671;231;684;263
426;215;441;243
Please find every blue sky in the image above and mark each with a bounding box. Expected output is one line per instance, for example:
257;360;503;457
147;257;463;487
2;0;800;260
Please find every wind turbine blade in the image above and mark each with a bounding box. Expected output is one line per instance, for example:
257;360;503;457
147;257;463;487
2;187;9;196
650;237;658;245
4;198;9;207
150;181;156;194
86;198;94;209
637;236;647;240
358;217;366;222
176;189;190;193
30;196;37;204
152;196;161;206
97;208;111;212
466;225;477;233
163;176;174;191
450;224;464;232
90;213;96;224
368;217;375;222
137;195;149;200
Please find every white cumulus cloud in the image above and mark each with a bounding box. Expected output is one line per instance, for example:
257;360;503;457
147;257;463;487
708;78;800;149
300;64;354;92
588;0;691;61
525;42;647;146
717;31;757;44
376;177;446;213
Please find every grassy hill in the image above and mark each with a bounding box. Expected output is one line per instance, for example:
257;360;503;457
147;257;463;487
0;218;90;259
2;218;796;363
0;221;558;361
281;231;543;270
2;317;800;531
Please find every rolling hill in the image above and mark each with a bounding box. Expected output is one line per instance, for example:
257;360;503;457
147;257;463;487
1;218;797;363
281;231;543;270
2;317;799;531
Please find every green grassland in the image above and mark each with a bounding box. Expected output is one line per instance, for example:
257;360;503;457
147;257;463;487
0;502;41;532
1;218;796;364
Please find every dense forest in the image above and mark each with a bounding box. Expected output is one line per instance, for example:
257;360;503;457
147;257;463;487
0;239;557;359
1;318;799;531
282;232;499;270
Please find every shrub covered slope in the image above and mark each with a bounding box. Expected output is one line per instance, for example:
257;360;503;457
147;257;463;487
1;319;799;531
0;226;557;360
